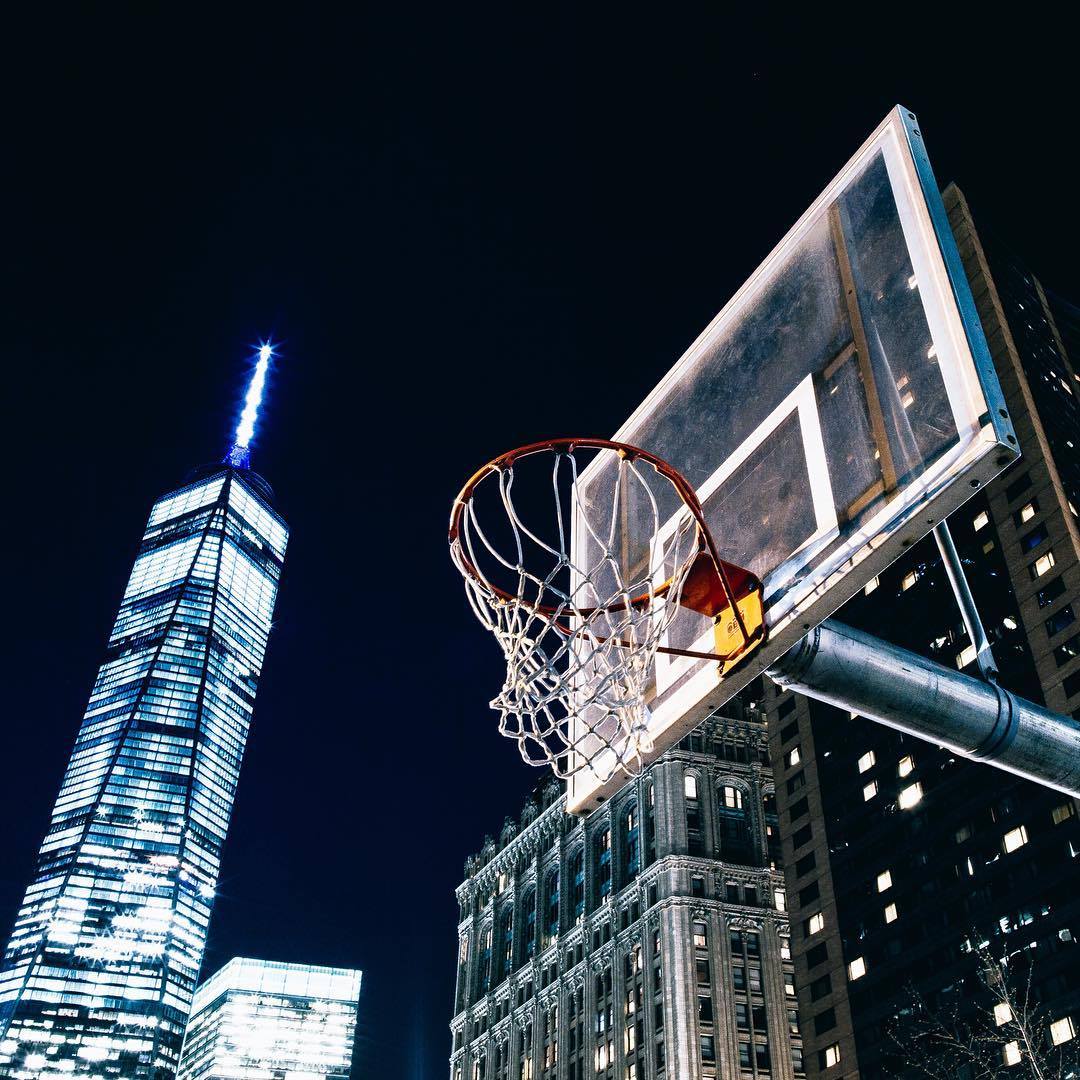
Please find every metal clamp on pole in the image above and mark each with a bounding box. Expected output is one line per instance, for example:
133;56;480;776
767;619;1080;798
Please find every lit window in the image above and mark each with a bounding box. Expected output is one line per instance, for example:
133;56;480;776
1051;1017;1076;1046
808;912;825;935
1032;551;1056;579
864;576;879;596
1019;502;1037;523
858;751;876;774
884;902;898;923
901;570;919;591
1053;803;1076;826
973;510;989;531
722;786;743;809
823;1043;841;1068
956;644;978;669
863;781;879;802
1003;825;1029;853
786;746;801;768
877;870;893;893
848;956;866;981
1003;615;1018;630
898;782;923;810
897;755;914;778
774;889;787;912
995;1002;1013;1026
1003;1040;1021;1066
684;774;698;800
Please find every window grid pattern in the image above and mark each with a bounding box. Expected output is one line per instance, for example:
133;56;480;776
175;957;361;1080
0;469;287;1079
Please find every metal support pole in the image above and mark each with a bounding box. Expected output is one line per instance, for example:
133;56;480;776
933;521;998;682
766;619;1080;798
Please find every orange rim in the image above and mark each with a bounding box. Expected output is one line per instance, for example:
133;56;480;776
449;438;759;646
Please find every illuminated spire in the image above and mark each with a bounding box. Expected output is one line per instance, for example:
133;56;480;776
226;342;274;469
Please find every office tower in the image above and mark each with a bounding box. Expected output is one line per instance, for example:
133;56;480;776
766;186;1080;1078
175;958;362;1080
0;353;289;1079
450;704;804;1080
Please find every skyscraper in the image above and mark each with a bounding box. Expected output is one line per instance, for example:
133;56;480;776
175;958;362;1080
450;704;804;1080
0;351;289;1079
765;187;1080;1078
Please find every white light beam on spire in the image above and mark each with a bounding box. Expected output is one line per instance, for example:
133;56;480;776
235;343;273;448
226;342;274;469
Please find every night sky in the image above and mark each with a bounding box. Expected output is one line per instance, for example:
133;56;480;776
1;11;1078;1079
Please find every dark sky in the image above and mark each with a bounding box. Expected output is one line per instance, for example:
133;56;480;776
1;10;1077;1079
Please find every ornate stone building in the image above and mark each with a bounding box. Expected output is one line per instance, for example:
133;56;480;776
450;701;804;1080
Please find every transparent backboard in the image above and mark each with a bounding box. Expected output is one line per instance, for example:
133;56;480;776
567;106;1018;814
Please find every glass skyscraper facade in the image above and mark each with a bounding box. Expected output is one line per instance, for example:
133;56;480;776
0;466;288;1079
175;958;362;1080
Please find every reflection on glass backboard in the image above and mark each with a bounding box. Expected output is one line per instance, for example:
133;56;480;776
567;106;1018;814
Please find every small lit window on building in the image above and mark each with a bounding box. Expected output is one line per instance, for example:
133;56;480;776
848;956;866;981
1031;551;1056;579
807;912;824;935
858;751;876;774
898;782;923;810
722;785;744;809
693;921;707;948
863;781;878;802
684;774;698;800
901;569;919;591
864;576;879;596
884;902;898;923
1053;803;1077;826
1051;1017;1076;1046
973;510;989;531
786;746;801;768
1003;615;1018;630
994;1003;1013;1026
821;1043;841;1069
1018;501;1038;524
1003;825;1029;853
956;644;978;669
876;870;893;893
775;889;786;912
897;755;914;778
983;541;995;555
1003;1041;1021;1066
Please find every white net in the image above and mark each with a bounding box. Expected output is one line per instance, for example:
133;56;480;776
450;443;702;784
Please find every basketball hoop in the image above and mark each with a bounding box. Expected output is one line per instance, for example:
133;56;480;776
449;439;765;785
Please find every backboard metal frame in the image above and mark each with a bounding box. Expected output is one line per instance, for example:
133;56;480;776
566;106;1018;814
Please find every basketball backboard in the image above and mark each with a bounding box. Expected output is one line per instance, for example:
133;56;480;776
566;106;1019;814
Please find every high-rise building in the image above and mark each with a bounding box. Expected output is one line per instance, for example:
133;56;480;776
175;958;362;1080
0;354;288;1079
450;705;804;1080
765;186;1080;1078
